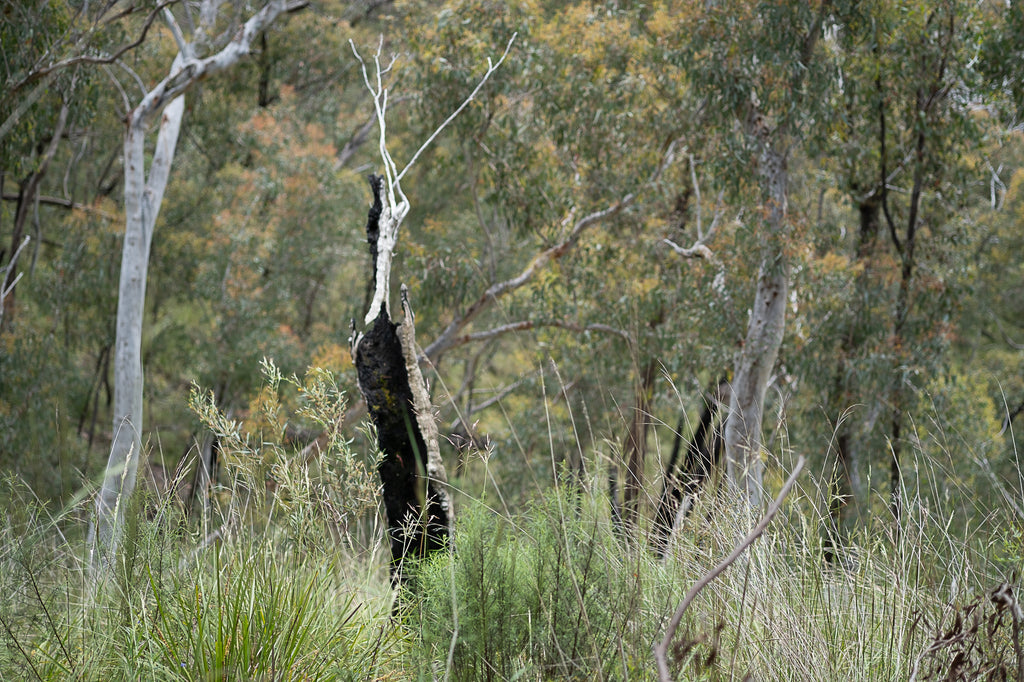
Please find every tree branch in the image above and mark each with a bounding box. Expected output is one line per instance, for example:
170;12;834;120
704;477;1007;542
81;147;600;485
654;456;806;682
396;33;516;184
1;0;180;138
662;238;713;260
1002;400;1024;437
0;236;30;324
421;199;629;361
422;140;677;363
878;73;903;255
350;33;516;324
449;371;540;432
451;318;633;349
129;0;309;130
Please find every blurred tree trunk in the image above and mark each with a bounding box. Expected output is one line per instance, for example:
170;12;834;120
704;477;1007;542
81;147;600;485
824;197;879;556
90;89;184;576
0;98;69;331
884;8;956;524
652;379;728;557
720;3;826;512
724;136;789;511
622;359;657;529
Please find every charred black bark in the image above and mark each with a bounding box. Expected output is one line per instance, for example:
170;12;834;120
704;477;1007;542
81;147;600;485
352;175;450;583
651;380;726;558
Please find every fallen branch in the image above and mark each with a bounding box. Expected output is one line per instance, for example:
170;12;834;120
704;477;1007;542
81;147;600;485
654;455;806;682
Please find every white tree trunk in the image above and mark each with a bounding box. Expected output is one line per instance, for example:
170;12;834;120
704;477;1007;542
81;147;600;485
724;142;789;510
88;1;304;578
89;93;184;573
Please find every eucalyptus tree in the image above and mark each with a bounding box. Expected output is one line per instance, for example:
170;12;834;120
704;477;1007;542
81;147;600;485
89;0;309;578
836;0;983;524
657;0;836;509
395;0;727;520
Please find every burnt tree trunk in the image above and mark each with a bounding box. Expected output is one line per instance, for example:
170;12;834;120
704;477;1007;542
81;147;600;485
352;175;451;583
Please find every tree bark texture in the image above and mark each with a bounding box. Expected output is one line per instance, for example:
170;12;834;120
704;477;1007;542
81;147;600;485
724;141;789;511
89;92;184;574
353;175;451;582
90;1;302;577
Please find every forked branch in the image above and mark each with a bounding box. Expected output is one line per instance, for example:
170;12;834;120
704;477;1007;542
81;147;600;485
423;140;679;362
349;33;516;324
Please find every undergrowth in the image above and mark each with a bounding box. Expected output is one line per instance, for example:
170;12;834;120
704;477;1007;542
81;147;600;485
1;365;1022;680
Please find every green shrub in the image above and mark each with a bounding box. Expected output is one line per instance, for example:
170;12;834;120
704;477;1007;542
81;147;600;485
410;489;682;680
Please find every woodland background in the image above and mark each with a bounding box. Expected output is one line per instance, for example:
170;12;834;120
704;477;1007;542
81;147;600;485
2;0;1024;679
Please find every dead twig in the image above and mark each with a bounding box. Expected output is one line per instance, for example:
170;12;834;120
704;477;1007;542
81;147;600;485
654;455;806;681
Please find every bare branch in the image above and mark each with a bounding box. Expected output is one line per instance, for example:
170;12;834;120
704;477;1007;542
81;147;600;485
662;238;713;260
334;110;378;171
130;0;309;131
451;319;632;349
162;7;190;58
423;140;678;363
0;73;59;144
422;197;632;362
1;0;180;135
653;456;806;682
690;153;703;240
100;64;131;116
0;235;31;322
350;34;514;325
0;193;117;220
664;181;724;260
396;33;517;184
450;372;540;431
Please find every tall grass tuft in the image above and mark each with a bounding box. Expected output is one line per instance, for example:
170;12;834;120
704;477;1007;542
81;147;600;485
0;361;401;681
410;488;688;680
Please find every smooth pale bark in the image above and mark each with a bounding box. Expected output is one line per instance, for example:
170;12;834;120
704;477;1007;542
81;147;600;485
720;2;825;513
89;93;184;573
89;1;304;577
724;142;789;511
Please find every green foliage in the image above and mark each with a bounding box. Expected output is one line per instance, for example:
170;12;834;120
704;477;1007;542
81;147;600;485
143;547;371;680
190;359;379;548
0;465;398;681
0;329;89;497
0;14;1022;682
410;490;683;680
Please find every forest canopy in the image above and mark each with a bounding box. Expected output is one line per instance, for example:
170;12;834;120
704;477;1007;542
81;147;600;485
2;0;1020;522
